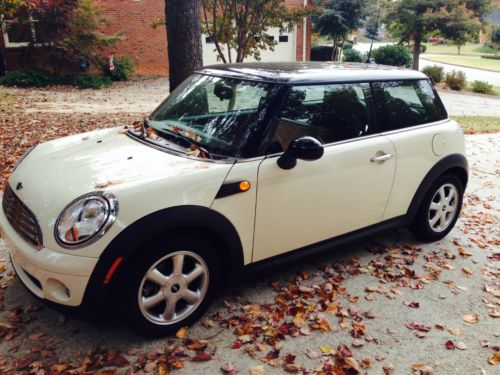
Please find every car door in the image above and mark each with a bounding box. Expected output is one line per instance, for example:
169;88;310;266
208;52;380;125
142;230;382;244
371;80;450;221
252;82;396;262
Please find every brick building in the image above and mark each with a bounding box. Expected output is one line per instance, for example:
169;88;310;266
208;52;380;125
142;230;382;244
1;0;312;76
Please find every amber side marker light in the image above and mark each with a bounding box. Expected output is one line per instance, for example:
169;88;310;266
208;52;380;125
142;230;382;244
103;256;124;285
239;180;251;192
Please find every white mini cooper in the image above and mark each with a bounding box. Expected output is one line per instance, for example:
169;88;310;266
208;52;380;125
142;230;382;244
0;62;467;336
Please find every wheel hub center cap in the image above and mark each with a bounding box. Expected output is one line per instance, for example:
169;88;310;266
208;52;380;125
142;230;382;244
162;276;186;297
171;284;180;293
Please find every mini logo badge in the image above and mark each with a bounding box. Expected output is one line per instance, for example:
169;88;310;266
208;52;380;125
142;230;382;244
16;182;23;191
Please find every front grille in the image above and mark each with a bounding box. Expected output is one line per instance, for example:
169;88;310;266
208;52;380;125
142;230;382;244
2;184;43;248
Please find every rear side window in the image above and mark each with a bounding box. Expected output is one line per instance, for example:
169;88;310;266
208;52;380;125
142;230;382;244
373;80;447;131
272;82;373;149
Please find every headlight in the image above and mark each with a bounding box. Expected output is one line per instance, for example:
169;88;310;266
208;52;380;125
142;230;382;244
55;192;118;248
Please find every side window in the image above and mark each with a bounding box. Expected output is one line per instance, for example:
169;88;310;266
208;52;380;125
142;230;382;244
373;80;447;131
271;83;373;150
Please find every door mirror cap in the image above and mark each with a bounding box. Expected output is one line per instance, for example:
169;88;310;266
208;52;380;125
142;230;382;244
277;136;324;170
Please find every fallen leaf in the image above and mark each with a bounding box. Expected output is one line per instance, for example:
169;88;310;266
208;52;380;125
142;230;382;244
448;328;462;336
412;364;434;375
176;326;189;339
249;365;265;375
488;353;500;365
463;313;479;324
191;352;211;362
445;340;456;350
456;342;467;350
406;322;431;332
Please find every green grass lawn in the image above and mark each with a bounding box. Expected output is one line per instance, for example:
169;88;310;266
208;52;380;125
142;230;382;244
453;116;500;134
422;54;500;72
424;43;494;55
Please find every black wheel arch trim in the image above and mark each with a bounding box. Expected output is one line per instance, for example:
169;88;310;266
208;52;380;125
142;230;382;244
406;153;468;222
81;205;244;309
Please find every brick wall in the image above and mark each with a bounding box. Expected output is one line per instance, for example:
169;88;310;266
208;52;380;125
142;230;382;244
97;0;311;76
95;0;168;76
2;0;311;76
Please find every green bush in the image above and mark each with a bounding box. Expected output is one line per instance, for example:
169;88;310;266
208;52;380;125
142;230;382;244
342;43;353;51
422;65;444;84
343;48;364;63
311;45;333;61
102;55;135;81
471;80;494;95
445;70;466;91
420;44;427;53
372;44;412;68
0;69;70;87
481;55;500;60
74;74;112;89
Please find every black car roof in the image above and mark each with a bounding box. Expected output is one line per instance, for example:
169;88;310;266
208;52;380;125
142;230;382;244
197;62;427;84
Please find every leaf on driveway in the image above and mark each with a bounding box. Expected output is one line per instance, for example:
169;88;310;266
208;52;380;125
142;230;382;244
406;322;431;332
462;313;479;324
176;326;189;339
488;353;500;365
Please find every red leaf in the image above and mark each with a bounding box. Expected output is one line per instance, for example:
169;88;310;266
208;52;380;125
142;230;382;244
231;341;242;350
445;340;456;350
191;352;212;361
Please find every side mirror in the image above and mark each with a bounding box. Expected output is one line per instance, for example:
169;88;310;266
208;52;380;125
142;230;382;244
277;136;324;170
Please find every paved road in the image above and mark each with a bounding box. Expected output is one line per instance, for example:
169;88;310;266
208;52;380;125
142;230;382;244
0;133;499;374
438;90;500;116
420;58;500;86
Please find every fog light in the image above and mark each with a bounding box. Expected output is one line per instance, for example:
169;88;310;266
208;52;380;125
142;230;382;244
46;278;71;302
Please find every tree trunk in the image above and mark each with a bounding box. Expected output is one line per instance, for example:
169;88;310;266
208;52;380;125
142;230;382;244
0;47;6;76
412;34;421;71
166;0;203;92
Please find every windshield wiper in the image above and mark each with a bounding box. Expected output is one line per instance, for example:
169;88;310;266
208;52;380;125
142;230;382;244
157;126;213;159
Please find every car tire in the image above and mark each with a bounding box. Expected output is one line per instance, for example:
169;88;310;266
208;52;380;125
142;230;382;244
120;235;221;337
410;173;464;242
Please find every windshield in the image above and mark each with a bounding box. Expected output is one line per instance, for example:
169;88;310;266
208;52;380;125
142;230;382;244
142;74;279;159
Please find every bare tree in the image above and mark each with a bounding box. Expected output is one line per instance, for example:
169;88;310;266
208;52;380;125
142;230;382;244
166;0;203;91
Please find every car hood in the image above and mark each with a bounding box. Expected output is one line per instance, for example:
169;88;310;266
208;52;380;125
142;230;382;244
8;127;234;255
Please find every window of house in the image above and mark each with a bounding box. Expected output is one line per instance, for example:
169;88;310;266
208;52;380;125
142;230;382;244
269;83;373;150
373;80;448;131
279;35;289;43
2;7;56;48
2;18;34;48
205;36;214;44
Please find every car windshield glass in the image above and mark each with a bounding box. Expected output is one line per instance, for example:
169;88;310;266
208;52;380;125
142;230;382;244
146;74;279;158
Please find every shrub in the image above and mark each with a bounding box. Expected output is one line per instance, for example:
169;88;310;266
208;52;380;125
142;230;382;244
343;48;364;63
311;45;333;61
372;44;412;68
0;69;70;87
420;44;427;53
342;43;353;51
422;65;444;84
445;70;466;91
74;74;112;89
471;80;494;95
102;55;135;81
481;55;500;60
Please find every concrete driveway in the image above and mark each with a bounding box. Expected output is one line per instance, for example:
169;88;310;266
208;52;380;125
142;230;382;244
0;133;498;374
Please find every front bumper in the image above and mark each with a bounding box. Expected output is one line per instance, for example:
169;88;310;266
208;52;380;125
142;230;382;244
0;195;98;306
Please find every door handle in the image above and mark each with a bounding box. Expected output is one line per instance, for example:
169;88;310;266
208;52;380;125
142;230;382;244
370;153;393;162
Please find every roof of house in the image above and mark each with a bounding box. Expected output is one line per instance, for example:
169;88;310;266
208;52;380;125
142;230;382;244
198;62;426;84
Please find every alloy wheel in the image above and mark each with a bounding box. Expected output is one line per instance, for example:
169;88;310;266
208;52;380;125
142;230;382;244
138;251;209;325
428;183;459;233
